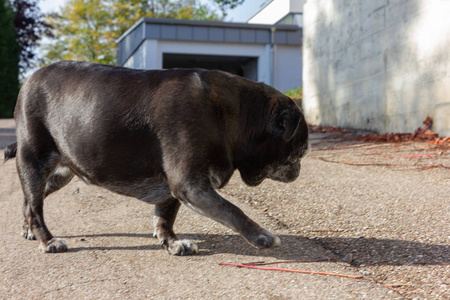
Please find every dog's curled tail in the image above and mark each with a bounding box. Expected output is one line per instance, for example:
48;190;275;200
4;142;17;163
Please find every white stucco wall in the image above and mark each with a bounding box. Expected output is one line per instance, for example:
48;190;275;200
303;0;450;136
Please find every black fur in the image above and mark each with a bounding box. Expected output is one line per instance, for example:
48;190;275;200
8;61;309;255
4;142;17;163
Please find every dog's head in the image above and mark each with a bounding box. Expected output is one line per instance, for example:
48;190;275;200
237;89;309;187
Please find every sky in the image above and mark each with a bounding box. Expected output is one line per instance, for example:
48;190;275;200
39;0;267;22
39;0;66;14
223;0;267;22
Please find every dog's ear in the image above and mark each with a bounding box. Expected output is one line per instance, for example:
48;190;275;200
267;108;300;141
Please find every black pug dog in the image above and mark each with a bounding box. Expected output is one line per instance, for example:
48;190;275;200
4;61;309;255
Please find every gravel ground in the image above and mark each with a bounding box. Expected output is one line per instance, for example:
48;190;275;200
1;119;448;299
221;131;450;299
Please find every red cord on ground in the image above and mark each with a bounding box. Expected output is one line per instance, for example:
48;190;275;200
219;262;364;279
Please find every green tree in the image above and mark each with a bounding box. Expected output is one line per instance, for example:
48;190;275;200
45;0;116;64
213;0;244;18
43;0;241;65
11;0;51;77
0;0;20;117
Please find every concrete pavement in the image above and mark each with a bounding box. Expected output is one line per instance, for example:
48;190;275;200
1;119;448;299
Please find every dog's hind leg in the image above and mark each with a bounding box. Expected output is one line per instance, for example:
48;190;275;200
153;197;198;255
16;145;68;253
44;161;74;198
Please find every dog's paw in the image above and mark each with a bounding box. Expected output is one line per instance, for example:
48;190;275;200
255;230;281;249
39;238;68;253
167;239;198;256
22;225;35;240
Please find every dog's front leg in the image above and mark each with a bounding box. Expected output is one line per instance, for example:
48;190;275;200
172;184;281;250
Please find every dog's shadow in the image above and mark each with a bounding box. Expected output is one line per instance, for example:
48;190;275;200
62;232;449;266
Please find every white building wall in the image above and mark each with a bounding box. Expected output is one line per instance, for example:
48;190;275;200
156;40;272;85
274;45;302;92
248;0;306;25
124;39;304;92
303;0;450;136
144;40;161;69
123;43;146;69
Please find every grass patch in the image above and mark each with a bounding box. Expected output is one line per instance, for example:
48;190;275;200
284;87;302;99
284;87;302;108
